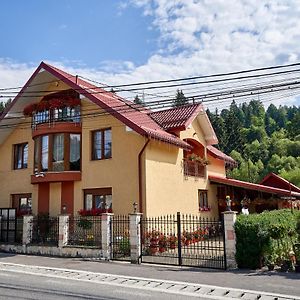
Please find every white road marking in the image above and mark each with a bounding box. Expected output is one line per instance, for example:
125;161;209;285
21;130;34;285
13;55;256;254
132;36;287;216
0;262;298;300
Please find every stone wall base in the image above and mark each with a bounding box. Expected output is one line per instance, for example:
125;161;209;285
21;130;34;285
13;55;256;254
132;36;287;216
0;244;103;259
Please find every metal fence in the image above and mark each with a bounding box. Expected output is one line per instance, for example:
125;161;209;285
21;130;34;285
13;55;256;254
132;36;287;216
111;215;130;261
15;217;23;244
68;216;102;247
141;213;226;269
31;216;59;246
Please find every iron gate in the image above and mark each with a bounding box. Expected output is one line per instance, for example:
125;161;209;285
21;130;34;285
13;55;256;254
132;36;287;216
141;212;226;269
111;215;131;261
0;208;17;243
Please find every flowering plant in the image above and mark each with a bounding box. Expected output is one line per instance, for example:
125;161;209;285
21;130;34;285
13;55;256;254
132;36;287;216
78;208;112;216
199;206;211;212
23;97;80;115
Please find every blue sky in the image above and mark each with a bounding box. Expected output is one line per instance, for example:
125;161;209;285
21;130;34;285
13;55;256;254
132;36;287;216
1;0;300;107
0;1;157;68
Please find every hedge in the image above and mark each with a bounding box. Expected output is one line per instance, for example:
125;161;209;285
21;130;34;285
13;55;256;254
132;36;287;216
234;209;300;269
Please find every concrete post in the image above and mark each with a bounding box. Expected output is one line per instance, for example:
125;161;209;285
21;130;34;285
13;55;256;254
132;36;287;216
129;213;142;264
101;213;113;260
22;215;34;245
58;215;69;248
222;211;238;269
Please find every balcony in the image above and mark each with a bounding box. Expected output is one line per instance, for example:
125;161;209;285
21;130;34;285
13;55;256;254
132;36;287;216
31;171;81;184
183;159;206;178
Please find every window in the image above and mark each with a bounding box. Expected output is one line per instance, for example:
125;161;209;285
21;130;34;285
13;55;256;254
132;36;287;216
13;143;28;169
34;133;81;172
70;134;81;171
41;135;49;171
53;134;64;171
11;194;32;213
92;128;112;160
198;190;209;210
84;188;112;211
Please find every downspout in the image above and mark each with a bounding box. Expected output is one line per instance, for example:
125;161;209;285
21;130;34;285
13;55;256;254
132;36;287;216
138;138;150;214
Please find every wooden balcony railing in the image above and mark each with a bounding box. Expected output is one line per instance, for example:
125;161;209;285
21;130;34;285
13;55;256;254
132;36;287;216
183;159;206;178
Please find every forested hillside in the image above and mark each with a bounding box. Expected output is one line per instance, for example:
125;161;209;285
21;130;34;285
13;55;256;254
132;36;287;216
206;100;300;186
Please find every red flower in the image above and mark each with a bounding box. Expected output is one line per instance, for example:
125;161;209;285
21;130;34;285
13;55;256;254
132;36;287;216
23;103;37;116
36;101;50;112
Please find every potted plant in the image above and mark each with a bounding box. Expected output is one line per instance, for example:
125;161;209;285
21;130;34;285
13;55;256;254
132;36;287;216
168;235;177;250
158;234;167;253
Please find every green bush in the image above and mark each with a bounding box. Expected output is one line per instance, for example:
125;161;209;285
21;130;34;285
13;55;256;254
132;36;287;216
235;209;300;269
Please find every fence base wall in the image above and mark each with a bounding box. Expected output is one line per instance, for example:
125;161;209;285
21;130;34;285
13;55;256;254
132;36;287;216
0;244;104;259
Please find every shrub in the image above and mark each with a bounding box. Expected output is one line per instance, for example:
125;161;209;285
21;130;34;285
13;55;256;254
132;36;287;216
235;209;300;269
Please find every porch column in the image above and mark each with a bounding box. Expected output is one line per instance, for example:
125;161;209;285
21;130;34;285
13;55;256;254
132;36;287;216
58;214;69;248
22;215;34;245
129;213;142;264
101;213;113;260
222;211;238;269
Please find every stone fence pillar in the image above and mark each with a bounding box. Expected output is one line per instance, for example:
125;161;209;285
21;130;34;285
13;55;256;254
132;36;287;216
129;213;142;264
101;213;113;260
22;215;34;245
222;211;238;269
58;215;69;248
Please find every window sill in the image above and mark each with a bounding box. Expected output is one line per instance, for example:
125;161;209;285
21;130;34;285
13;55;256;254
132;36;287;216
31;171;81;184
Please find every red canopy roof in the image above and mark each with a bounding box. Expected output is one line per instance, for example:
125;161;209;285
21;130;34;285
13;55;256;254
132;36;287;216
207;146;236;165
209;175;300;198
149;104;203;131
260;173;300;193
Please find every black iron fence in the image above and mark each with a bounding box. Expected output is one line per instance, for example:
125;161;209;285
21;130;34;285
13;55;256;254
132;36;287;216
15;217;23;244
68;216;102;247
31;216;59;246
111;215;130;261
141;213;226;269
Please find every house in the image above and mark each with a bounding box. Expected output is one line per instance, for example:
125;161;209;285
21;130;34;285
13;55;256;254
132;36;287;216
0;62;239;218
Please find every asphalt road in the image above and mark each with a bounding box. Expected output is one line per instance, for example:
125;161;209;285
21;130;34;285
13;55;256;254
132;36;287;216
0;270;190;300
0;253;299;299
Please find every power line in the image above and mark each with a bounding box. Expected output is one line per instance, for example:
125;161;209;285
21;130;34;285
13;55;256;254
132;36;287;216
1;62;300;96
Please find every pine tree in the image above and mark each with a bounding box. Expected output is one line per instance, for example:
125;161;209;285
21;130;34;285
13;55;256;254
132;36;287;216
173;90;188;107
133;95;145;106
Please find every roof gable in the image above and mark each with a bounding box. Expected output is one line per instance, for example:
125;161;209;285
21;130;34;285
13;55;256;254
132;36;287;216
148;104;202;131
0;62;190;149
260;173;300;192
148;104;218;145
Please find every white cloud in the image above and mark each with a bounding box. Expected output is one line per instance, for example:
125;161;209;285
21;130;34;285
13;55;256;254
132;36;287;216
1;0;300;108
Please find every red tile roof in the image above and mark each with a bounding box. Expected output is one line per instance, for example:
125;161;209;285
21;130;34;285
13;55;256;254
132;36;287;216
209;175;300;198
260;173;300;192
148;104;203;131
207;146;236;165
25;62;191;149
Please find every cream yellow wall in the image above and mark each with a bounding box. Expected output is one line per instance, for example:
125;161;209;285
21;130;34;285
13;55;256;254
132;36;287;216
0;119;34;208
207;155;226;177
74;99;147;215
143;119;224;218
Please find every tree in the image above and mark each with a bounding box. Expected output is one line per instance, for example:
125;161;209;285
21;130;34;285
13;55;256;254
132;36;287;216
0;102;4;115
223;101;245;154
133;95;145;106
287;111;300;138
172;90;188;107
